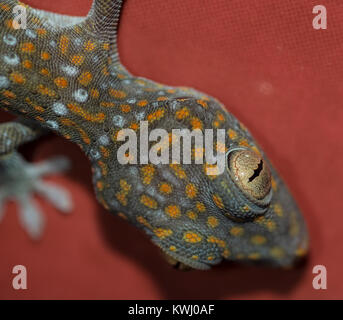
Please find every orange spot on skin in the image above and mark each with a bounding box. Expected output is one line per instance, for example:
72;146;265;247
33;105;45;113
97;161;108;176
4;19;14;29
116;192;128;206
25;98;44;112
228;129;238;140
169;164;186;179
186;210;198;220
102;67;109;76
190;117;203;130
217;112;225;122
36;28;47;36
159;183;172;194
255;216;276;232
40;69;50;76
120;179;131;193
41;51;50;60
239;139;250;147
0;3;10;11
154;228;173;239
141;165;155;185
90;88;99;99
100;146;110;158
185;183;198;199
271;177;277;191
2;90;16;99
96;181;104;191
129;122;139;131
22;60;32;69
207;216;219;228
84;40;96;51
117;179;131;196
137;100;148;107
196;202;206;212
100;102;115;108
165;205;181;218
10;72;25;85
248;253;261;260
54;77;68;89
60;118;91;145
212;194;224;209
35;116;44;122
137;216;152;229
114;180;131;206
120;104;131;113
230;226;244;237
78;72;93;86
220;249;230;258
197;99;208;108
183;231;202;243
157;96;168;101
175;107;190;120
21;42;35;54
140;195;158;209
109;89;127;99
273;203;283;217
59;35;69;54
71;55;85;65
67;103;105;123
36;84;55;97
251;235;267;245
118;212;128;220
147;108;165;123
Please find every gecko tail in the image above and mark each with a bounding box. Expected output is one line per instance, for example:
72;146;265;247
86;0;124;60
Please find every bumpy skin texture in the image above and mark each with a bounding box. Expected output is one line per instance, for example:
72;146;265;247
0;0;308;269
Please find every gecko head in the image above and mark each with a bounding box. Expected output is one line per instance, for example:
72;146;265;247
95;97;308;270
151;97;309;270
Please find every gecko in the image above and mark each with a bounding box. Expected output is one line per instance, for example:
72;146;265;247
0;0;308;270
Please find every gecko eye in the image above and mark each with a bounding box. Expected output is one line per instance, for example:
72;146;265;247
227;148;271;202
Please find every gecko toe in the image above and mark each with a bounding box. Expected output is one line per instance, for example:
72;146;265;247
0;152;72;239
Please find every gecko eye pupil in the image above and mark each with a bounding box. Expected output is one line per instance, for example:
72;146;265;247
248;159;263;182
228;149;271;200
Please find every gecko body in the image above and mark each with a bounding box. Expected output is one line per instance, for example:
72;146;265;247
0;0;308;270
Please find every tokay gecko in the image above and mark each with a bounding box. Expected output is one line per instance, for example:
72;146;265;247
0;0;308;270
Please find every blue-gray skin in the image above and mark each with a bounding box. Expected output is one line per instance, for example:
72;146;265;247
0;0;308;270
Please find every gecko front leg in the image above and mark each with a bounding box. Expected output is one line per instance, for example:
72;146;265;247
0;121;72;239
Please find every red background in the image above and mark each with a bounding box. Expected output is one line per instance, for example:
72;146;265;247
0;0;342;299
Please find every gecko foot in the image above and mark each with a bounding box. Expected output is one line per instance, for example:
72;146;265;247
0;152;73;240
